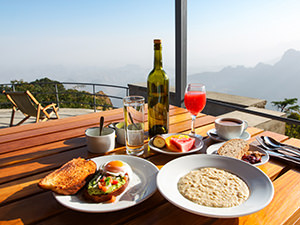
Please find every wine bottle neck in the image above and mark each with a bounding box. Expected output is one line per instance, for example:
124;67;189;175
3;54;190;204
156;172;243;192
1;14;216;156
154;44;163;69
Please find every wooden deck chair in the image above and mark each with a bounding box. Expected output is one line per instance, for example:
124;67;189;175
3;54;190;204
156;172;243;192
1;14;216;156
3;90;60;126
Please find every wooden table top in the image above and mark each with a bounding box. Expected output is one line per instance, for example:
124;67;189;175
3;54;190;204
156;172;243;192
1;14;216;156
1;105;300;225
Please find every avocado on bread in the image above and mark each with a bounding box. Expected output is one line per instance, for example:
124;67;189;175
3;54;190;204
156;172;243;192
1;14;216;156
83;171;129;203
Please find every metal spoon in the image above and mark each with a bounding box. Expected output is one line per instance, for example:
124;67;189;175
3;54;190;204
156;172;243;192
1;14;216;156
99;116;104;136
263;136;286;148
208;130;225;140
263;136;300;151
256;136;271;150
128;112;139;130
262;136;300;157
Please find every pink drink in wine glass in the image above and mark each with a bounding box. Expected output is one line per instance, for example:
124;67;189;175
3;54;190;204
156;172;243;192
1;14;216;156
184;84;206;137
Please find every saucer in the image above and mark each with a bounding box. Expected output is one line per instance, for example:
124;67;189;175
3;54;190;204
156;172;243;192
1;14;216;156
207;128;250;142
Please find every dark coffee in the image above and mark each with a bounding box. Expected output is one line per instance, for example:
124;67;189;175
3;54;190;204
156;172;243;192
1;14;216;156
219;119;242;126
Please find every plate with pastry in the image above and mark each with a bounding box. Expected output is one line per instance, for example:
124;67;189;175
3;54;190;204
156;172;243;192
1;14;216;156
149;133;204;155
38;155;159;213
206;139;269;166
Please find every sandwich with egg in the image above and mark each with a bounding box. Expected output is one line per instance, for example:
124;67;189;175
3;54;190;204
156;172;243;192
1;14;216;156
84;160;132;203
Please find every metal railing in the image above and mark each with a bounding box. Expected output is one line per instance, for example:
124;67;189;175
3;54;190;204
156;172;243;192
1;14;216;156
2;81;300;127
0;82;129;112
207;99;300;126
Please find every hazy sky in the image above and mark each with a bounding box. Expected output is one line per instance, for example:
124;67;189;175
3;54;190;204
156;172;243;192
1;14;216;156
1;0;300;82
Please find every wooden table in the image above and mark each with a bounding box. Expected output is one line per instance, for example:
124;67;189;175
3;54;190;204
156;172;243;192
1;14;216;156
1;105;300;225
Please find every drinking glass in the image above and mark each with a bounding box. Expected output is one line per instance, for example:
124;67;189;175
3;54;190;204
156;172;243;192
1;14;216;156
123;96;145;156
184;83;206;138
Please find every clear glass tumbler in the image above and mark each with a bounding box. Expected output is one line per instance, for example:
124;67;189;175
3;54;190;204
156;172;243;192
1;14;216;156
123;96;145;156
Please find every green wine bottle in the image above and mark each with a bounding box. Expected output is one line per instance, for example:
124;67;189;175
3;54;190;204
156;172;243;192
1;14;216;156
147;39;169;138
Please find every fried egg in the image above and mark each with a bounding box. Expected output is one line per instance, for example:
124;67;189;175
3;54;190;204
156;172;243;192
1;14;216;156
101;160;132;178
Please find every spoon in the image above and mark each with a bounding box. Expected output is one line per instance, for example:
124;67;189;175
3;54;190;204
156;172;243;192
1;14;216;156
99;116;104;136
262;136;285;148
128;112;139;130
209;130;226;140
256;136;271;150
262;136;300;157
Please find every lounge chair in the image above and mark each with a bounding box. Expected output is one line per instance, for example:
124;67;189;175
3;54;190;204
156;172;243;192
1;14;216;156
3;90;60;126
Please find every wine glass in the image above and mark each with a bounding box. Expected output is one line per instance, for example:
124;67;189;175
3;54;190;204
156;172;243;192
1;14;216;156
184;83;206;138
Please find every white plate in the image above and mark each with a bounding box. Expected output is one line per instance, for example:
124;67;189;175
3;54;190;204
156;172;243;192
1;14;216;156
206;142;269;166
54;155;159;213
207;128;250;142
157;154;274;218
149;133;204;155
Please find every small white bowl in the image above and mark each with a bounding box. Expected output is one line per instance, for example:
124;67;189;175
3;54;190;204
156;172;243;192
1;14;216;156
85;127;115;153
115;122;125;145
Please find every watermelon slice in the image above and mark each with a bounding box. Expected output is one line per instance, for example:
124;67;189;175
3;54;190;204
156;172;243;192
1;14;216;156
169;137;195;152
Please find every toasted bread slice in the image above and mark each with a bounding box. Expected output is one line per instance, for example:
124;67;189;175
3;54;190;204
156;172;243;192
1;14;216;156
38;157;97;195
83;178;129;203
218;139;249;160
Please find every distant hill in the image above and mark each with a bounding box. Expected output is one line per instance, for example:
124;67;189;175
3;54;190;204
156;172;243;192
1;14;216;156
188;49;300;109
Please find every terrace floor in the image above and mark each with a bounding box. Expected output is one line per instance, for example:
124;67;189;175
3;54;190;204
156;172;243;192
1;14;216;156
0;108;96;129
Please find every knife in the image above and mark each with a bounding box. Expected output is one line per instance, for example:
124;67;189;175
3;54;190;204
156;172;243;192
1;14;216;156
266;150;300;163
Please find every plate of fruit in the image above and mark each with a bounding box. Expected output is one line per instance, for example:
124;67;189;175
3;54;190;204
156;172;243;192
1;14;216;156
148;133;204;155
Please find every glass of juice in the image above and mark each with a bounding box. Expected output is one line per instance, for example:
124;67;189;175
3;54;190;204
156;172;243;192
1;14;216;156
184;83;206;138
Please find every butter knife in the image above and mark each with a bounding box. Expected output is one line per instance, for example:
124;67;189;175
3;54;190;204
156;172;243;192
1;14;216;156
266;150;300;163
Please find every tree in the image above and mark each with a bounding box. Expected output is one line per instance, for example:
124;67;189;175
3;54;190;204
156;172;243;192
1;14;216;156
286;112;300;138
271;98;300;113
272;98;300;138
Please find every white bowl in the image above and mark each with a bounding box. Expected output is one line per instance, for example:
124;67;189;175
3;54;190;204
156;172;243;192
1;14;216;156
85;127;115;153
157;154;274;218
115;122;125;145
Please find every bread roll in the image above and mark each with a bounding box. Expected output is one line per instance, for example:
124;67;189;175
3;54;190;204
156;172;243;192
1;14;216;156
217;139;249;159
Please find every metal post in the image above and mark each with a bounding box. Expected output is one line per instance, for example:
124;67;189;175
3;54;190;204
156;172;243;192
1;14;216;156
93;84;96;112
175;0;187;107
55;84;60;108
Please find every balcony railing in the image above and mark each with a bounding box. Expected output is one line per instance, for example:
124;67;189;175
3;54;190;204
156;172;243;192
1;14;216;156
0;82;129;111
1;81;300;128
207;98;300;126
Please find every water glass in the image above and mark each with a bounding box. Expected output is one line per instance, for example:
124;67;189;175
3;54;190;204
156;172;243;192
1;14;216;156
123;96;145;156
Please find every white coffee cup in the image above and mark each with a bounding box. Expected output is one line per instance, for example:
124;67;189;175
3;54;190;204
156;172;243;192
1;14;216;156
85;127;115;153
214;118;248;140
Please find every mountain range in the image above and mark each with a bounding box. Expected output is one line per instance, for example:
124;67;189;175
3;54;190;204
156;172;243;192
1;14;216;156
188;49;300;109
2;49;300;110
